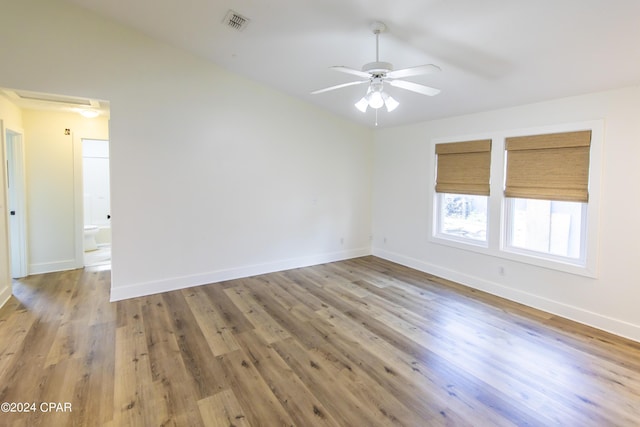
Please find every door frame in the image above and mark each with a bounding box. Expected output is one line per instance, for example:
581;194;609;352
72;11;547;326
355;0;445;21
74;136;111;267
73;130;83;268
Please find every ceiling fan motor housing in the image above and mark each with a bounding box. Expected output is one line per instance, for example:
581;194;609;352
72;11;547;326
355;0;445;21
362;61;393;76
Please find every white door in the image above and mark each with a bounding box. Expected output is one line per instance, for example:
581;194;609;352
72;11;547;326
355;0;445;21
6;129;27;278
82;139;111;228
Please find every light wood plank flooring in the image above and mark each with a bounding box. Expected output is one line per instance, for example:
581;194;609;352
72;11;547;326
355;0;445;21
1;256;640;426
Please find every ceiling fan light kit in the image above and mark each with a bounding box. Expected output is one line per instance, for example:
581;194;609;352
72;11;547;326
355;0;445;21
355;79;399;112
312;21;441;120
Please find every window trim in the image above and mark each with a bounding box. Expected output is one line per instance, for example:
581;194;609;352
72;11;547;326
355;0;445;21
429;120;603;278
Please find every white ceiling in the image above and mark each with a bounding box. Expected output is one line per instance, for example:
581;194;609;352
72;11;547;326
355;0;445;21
64;0;640;128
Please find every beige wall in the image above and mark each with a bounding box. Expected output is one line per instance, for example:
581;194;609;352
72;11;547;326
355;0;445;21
22;110;109;273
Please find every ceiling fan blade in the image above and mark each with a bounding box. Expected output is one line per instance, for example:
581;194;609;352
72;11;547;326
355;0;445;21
386;64;441;79
389;79;441;96
311;80;368;95
330;66;371;79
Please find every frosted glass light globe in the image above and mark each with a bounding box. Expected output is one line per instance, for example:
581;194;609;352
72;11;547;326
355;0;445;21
368;91;384;109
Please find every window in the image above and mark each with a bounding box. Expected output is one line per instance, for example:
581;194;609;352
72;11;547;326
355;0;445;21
434;139;491;245
430;122;601;276
505;198;586;262
436;193;488;242
503;130;591;265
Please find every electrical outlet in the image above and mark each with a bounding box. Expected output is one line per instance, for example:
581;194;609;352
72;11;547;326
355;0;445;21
499;266;505;276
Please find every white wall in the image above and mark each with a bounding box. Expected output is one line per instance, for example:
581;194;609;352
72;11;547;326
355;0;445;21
372;86;640;341
0;97;23;306
22;110;109;273
6;0;635;345
0;0;372;301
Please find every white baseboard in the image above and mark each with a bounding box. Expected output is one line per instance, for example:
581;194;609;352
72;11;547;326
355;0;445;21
0;284;11;309
110;247;371;302
373;247;640;343
29;259;80;275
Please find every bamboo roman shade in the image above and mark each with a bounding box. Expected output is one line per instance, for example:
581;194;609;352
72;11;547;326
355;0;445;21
504;130;591;202
435;139;491;196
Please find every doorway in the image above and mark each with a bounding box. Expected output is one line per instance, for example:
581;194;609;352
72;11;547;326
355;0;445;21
0;88;111;275
82;138;111;267
5;128;27;278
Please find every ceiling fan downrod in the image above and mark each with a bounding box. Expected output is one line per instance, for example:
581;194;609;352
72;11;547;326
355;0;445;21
375;28;380;62
365;22;392;76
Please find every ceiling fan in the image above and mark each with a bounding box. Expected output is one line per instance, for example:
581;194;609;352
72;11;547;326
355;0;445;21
311;21;441;113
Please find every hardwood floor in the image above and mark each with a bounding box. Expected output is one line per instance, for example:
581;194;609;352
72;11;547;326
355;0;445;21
1;256;640;426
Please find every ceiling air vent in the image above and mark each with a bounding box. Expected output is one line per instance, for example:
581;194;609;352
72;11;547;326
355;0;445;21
223;10;250;31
